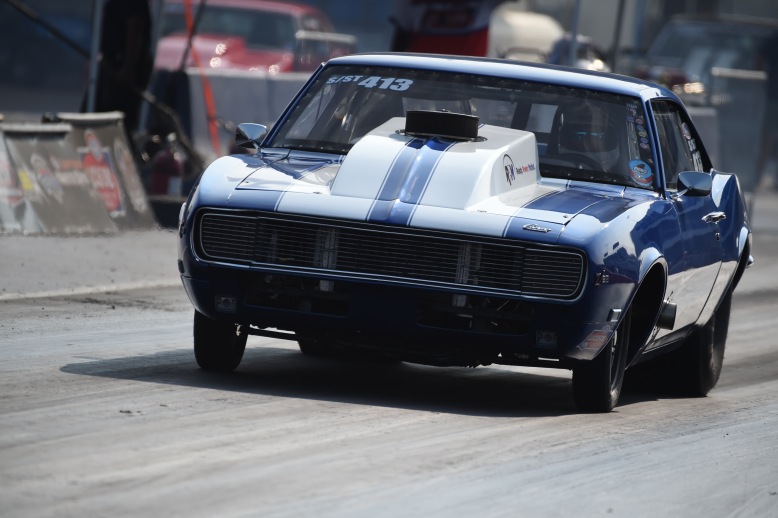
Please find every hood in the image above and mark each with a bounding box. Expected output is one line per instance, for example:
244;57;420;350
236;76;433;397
220;119;628;242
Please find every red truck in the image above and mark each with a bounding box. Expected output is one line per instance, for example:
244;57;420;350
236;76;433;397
154;0;356;73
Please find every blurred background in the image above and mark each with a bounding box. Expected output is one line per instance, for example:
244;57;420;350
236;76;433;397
0;0;776;230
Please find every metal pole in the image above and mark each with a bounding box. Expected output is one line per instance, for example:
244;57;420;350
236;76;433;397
611;0;626;73
138;0;167;135
567;0;582;67
86;0;104;112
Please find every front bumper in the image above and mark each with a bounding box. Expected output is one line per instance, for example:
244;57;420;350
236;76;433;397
180;242;615;366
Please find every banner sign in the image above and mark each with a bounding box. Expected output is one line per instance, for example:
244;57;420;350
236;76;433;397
0;112;155;234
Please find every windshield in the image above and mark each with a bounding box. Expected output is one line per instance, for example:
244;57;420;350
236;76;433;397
269;65;655;189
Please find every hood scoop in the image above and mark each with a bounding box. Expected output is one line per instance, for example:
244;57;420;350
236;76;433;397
330;116;543;210
401;110;481;141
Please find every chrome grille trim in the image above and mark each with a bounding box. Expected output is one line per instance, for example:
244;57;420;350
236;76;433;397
195;210;586;300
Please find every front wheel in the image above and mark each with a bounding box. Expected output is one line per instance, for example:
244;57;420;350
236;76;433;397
572;309;631;412
193;310;247;372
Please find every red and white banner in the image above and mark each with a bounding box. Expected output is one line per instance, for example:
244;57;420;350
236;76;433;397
0;112;155;234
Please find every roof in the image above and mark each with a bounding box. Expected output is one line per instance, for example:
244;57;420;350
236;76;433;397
326;53;677;102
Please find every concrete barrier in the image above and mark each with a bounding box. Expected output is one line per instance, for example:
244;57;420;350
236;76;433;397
0;112;156;234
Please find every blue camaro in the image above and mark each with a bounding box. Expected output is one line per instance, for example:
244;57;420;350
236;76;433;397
177;53;752;412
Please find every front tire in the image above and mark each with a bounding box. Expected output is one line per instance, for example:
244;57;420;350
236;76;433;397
572;309;631;412
193;310;247;372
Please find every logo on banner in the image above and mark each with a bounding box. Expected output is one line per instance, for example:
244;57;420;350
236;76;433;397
79;129;124;217
31;153;65;203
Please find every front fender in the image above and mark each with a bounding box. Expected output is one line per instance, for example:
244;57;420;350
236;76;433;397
637;247;664;285
559;200;674;362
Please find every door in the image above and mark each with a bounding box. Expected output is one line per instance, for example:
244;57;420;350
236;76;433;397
652;101;723;329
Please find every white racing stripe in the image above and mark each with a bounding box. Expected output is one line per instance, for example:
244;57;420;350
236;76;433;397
330;122;412;199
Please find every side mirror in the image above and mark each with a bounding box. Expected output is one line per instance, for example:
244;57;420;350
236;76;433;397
235;123;267;151
677;171;712;197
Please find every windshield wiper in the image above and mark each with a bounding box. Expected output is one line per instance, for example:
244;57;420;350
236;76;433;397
266;143;351;155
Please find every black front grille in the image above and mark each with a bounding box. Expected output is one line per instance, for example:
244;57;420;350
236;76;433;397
195;211;585;299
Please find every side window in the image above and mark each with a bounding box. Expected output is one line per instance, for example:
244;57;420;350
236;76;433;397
651;101;704;190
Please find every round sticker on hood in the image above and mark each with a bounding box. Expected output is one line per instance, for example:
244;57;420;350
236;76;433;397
629;159;653;186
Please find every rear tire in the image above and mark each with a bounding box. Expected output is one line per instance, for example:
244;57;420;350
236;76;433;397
625;290;732;396
675;290;731;396
572;309;631;412
193;310;247;372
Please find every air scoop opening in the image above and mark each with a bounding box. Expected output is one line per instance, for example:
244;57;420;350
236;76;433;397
400;110;483;141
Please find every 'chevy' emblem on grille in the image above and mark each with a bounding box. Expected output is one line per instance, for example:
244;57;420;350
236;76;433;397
523;223;552;233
